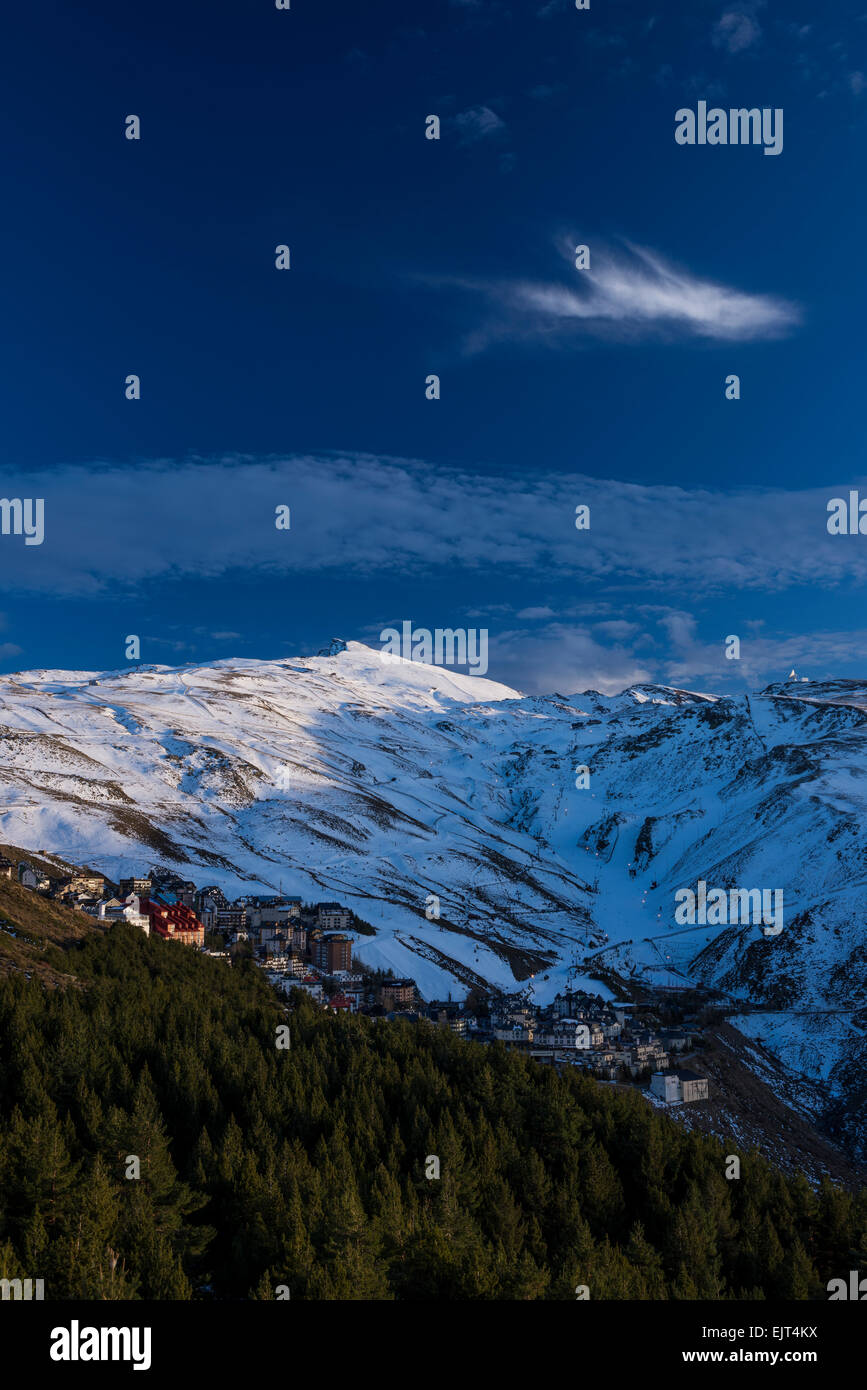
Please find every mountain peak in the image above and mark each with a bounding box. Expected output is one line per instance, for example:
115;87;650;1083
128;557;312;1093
623;682;718;706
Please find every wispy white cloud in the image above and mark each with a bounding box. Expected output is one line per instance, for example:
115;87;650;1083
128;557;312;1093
713;6;763;54
593;619;641;642
454;105;506;142
475;611;867;697
516;606;556;620
4;454;865;697
493;622;653;695
0;453;861;603
438;241;800;347
660;624;867;689
658;611;699;649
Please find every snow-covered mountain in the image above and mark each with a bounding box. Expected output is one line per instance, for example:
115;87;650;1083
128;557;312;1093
0;643;864;1148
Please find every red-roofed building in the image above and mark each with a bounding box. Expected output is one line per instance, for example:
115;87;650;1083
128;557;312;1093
138;898;204;948
327;994;353;1013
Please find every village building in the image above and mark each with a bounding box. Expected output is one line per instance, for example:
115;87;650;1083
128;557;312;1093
388;1008;425;1024
263;953;291;973
245;896;302;927
195;886;227;918
338;977;366;1007
18;862;42;891
119;876;152;899
215;905;247;934
316;902;352;931
98;894;151;934
326;993;353;1014
193;888;245;934
494;1022;534;1044
298;974;324;1004
650;1068;709;1104
495;1004;536;1032
290;923;308;953
149;869;197;908
585;1050;619;1079
313;932;352;973
428;1005;467;1035
379;978;415;1008
67;869;107;896
137;898;205;948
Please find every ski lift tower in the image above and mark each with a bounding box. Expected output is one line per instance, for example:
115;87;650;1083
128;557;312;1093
664;951;678;991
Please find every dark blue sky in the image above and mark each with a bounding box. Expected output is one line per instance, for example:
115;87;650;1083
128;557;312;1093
1;0;866;692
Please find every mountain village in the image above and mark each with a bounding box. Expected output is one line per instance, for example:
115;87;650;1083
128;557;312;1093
0;850;710;1109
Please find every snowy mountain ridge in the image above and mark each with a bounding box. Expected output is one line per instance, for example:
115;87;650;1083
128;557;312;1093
0;642;864;1144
